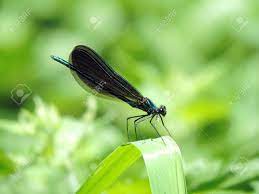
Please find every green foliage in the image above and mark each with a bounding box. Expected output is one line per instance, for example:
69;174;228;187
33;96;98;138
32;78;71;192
77;137;186;194
0;99;258;193
0;150;16;176
77;141;142;194
0;0;258;193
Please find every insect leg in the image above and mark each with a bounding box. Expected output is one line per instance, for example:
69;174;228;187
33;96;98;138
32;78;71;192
158;114;173;137
135;114;153;126
133;114;149;140
133;114;153;139
150;115;166;145
126;114;147;141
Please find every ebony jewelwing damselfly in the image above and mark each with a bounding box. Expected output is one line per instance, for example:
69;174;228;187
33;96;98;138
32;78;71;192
51;45;172;141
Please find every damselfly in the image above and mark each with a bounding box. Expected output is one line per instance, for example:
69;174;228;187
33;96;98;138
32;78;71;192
51;45;172;141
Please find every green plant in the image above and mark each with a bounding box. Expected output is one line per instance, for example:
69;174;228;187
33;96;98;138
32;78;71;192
77;136;187;194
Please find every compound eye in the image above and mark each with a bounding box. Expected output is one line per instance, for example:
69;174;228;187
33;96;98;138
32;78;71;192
160;105;166;116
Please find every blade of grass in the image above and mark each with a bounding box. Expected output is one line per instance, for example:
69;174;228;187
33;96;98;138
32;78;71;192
76;136;187;194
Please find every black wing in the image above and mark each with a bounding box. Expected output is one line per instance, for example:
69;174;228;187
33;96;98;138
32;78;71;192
67;45;144;107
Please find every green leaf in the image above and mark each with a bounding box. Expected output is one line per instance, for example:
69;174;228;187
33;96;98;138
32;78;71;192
76;136;187;194
220;158;259;189
0;150;16;176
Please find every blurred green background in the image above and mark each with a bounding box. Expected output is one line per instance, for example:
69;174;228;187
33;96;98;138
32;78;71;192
0;0;258;193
